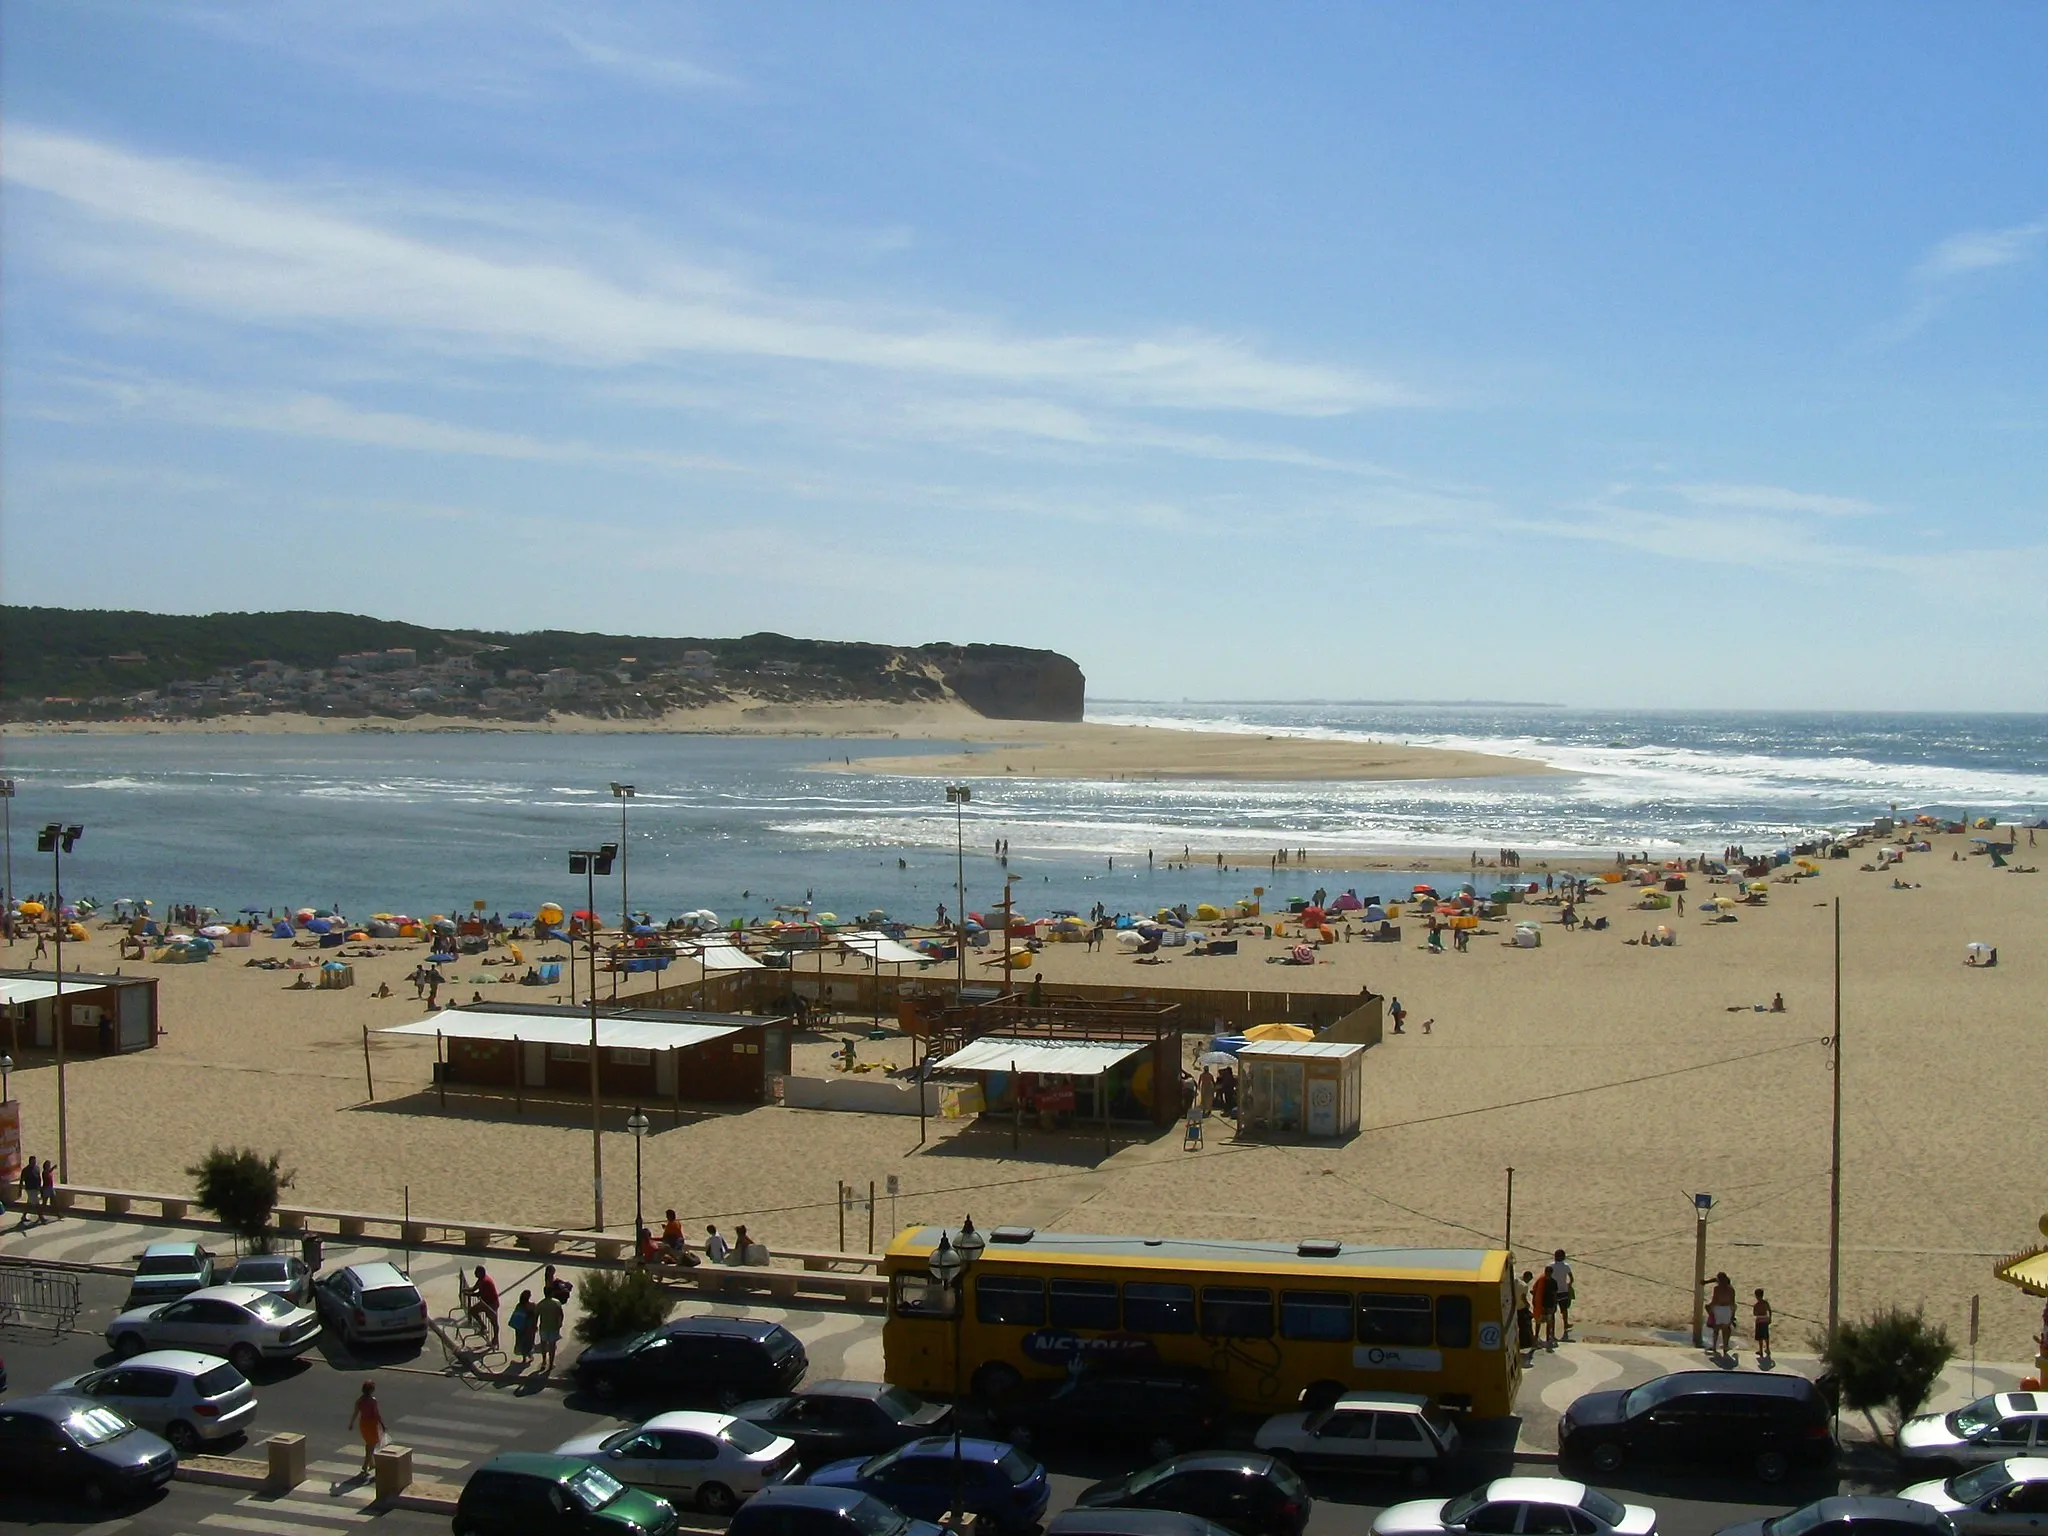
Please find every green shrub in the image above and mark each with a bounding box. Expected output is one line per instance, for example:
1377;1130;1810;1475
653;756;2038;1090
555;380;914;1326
574;1266;675;1345
187;1146;292;1244
1812;1306;1955;1442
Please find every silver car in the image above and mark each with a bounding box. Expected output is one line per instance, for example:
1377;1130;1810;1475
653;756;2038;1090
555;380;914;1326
124;1241;215;1309
1902;1395;2048;1468
1374;1478;1658;1536
106;1284;322;1376
1255;1391;1462;1488
226;1254;313;1307
1900;1457;2048;1535
50;1350;257;1454
312;1262;428;1348
555;1411;799;1513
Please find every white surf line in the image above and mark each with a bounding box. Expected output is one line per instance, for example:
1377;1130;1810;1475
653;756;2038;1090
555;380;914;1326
1538;1345;1628;1412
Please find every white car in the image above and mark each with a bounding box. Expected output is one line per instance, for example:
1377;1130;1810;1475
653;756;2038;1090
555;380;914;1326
1901;1395;2048;1467
106;1284;322;1376
313;1262;428;1348
1374;1477;1657;1536
554;1410;800;1513
50;1350;258;1454
1255;1392;1462;1487
1901;1457;2048;1535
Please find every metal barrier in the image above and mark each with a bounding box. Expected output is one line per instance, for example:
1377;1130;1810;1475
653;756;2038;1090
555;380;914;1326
0;1263;85;1336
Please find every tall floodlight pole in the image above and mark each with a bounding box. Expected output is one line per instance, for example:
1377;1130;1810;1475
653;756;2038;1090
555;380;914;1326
1827;896;1843;1338
39;823;84;1180
570;842;619;1231
946;786;970;1001
610;783;636;934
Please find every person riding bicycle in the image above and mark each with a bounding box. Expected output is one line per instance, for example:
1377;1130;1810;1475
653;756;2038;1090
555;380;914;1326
462;1265;500;1347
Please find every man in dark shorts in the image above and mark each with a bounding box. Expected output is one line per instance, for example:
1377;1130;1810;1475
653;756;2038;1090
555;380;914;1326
1515;1270;1536;1360
1752;1288;1773;1365
1546;1249;1575;1344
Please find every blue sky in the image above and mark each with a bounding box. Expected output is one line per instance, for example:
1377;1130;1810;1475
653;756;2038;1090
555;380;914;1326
3;3;2043;709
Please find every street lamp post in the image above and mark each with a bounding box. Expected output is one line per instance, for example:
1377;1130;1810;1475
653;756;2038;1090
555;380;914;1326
39;823;82;1181
927;1215;985;1526
627;1106;650;1262
945;786;970;1001
569;842;618;1232
610;784;636;934
2;1053;12;1101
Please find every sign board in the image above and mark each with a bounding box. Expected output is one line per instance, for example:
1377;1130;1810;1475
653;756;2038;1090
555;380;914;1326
1352;1346;1443;1372
0;1099;20;1182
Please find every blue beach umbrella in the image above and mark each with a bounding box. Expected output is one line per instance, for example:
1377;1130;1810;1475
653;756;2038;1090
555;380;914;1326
507;910;536;922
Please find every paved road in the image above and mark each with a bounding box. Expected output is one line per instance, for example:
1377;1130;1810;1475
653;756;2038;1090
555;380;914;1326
5;1220;2028;1536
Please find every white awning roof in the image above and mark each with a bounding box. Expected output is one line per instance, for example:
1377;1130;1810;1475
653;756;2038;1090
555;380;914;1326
933;1035;1149;1076
0;977;65;1005
381;1009;742;1052
1238;1039;1368;1061
689;940;764;972
838;931;926;966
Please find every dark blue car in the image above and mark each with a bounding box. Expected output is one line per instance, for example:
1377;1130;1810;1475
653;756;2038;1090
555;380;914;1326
807;1437;1049;1534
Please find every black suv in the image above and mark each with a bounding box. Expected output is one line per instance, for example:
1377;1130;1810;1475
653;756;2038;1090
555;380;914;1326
1559;1371;1834;1483
988;1370;1225;1461
572;1316;807;1406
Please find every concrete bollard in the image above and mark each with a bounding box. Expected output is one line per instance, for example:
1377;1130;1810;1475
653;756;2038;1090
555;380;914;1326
159;1197;189;1219
400;1221;427;1246
372;1444;413;1502
266;1432;307;1492
104;1193;133;1215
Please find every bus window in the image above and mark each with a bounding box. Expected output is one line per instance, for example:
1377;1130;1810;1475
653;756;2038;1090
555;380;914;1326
1357;1292;1433;1346
1436;1294;1473;1348
975;1276;1048;1327
1279;1290;1352;1341
1122;1282;1196;1334
1049;1279;1119;1331
893;1272;957;1318
1200;1287;1274;1339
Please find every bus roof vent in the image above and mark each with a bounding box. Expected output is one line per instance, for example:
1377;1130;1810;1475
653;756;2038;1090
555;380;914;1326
990;1226;1036;1244
1298;1238;1343;1257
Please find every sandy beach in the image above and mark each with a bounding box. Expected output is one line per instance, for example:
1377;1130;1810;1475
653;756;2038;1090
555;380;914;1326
3;823;2041;1362
6;699;1550;785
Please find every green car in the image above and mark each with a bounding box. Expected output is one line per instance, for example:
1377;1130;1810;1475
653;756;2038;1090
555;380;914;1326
455;1453;681;1536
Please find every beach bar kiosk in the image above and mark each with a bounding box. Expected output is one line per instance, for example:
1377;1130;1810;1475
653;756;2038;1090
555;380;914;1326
1238;1038;1365;1139
380;1002;790;1110
1;969;161;1057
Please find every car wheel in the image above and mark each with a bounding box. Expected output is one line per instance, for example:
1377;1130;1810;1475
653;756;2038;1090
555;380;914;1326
81;1476;113;1508
1754;1450;1790;1484
166;1421;201;1455
229;1342;262;1376
1589;1441;1624;1474
1405;1462;1433;1489
972;1363;1022;1402
114;1331;148;1358
698;1483;737;1515
589;1373;618;1401
1146;1435;1178;1462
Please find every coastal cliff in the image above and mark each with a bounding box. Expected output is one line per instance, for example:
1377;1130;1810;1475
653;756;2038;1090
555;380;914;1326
0;607;1087;726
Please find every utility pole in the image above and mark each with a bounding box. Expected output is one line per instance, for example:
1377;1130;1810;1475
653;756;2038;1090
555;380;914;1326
1827;896;1843;1339
1504;1166;1515;1253
1691;1192;1712;1348
610;784;635;934
946;786;970;1001
570;842;618;1231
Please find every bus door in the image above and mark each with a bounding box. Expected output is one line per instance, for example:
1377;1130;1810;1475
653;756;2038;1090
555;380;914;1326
887;1269;960;1394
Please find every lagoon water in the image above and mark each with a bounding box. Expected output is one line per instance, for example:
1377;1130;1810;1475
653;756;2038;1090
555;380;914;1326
2;705;2043;924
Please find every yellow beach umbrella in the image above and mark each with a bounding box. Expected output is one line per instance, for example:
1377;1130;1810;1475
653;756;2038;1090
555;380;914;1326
1245;1022;1314;1042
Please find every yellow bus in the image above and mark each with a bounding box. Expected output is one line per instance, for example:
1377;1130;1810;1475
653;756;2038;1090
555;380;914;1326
881;1225;1521;1419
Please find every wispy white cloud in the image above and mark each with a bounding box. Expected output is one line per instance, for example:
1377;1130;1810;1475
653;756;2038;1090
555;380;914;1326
4;127;1409;416
1916;219;2048;280
1672;482;1875;518
551;26;737;93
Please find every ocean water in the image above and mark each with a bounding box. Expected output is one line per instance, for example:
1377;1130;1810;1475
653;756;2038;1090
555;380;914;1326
0;706;2041;925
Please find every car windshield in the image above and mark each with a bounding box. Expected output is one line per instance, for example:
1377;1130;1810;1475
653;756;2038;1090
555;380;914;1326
999;1450;1037;1483
1442;1489;1492;1525
237;1261;285;1281
1949;1465;2016;1504
195;1363;246;1396
1952;1397;2004;1436
568;1465;626;1511
850;1496;913;1536
67;1406;138;1447
725;1419;778;1455
246;1292;297;1321
1578;1490;1626;1528
875;1386;926;1419
137;1255;202;1275
763;1328;801;1361
1763;1503;1831;1536
1125;1462;1180;1496
362;1287;419;1310
1620;1376;1687;1416
859;1445;909;1478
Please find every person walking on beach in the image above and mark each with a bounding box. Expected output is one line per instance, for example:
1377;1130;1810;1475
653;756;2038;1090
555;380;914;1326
535;1290;564;1374
40;1157;59;1219
20;1152;42;1224
1390;997;1406;1034
1547;1250;1576;1342
348;1381;384;1475
1752;1288;1773;1365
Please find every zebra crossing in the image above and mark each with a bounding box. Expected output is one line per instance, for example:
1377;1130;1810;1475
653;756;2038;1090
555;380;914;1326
168;1391;561;1535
